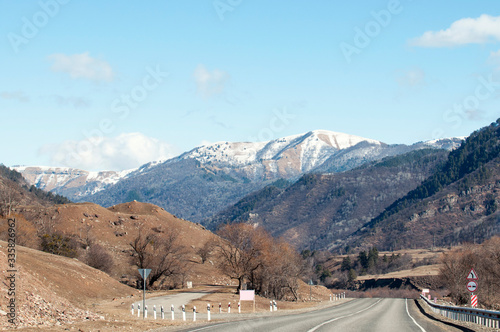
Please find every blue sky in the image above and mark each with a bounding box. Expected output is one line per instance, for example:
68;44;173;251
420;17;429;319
1;0;500;171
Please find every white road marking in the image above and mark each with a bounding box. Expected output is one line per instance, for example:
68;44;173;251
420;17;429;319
406;298;427;332
307;299;382;332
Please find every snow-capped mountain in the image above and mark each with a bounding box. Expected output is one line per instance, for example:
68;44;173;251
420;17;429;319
12;166;137;197
174;130;382;180
12;130;464;222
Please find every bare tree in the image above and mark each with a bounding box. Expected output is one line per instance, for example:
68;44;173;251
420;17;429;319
0;186;20;217
130;228;188;289
196;238;216;264
440;237;500;307
216;223;269;291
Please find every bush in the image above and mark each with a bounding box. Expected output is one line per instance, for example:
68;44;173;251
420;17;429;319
86;243;114;273
40;233;77;258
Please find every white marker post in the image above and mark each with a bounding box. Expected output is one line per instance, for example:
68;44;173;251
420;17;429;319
145;305;148;318
171;304;174;320
193;306;196;322
270;301;273;312
153;305;156;320
228;302;231;314
131;304;134;316
182;305;186;321
238;302;241;314
161;306;164;319
137;304;141;317
207;303;211;321
219;303;222;314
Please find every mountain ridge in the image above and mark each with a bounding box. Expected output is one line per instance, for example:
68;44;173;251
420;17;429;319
13;130;464;224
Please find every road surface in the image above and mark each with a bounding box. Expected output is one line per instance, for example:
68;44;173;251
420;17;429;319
172;298;444;332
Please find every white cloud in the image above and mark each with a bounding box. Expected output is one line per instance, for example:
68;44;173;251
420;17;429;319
410;14;500;47
39;132;178;171
395;67;426;87
52;95;90;108
48;52;114;82
193;64;229;98
1;91;30;102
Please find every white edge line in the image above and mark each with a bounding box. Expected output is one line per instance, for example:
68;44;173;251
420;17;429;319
406;298;427;332
307;299;382;332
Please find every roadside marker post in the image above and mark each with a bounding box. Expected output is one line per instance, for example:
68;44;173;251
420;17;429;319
145;305;148;318
207;303;211;321
228;302;231;314
137;304;140;318
131;304;134;316
193;306;196;322
270;301;272;312
182;305;186;321
153;305;156;320
219;303;222;313
161;305;164;319
238;302;241;313
171;304;174;320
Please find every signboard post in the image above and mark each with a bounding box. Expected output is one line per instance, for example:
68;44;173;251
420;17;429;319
239;290;256;312
138;268;151;319
466;268;479;308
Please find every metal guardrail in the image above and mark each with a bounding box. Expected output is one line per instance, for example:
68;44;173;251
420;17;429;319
420;295;500;329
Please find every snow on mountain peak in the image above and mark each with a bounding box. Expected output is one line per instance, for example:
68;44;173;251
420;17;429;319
180;130;381;174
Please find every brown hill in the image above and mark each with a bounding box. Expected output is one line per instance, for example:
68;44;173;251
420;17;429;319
15;200;228;286
0;240;140;329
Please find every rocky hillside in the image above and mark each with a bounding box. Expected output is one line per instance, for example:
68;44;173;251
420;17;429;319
14;131;463;224
208;149;450;250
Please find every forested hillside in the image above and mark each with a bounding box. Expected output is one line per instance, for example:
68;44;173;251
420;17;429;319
352;119;500;250
208;149;449;250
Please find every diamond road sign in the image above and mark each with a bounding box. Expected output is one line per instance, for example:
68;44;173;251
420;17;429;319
138;268;151;280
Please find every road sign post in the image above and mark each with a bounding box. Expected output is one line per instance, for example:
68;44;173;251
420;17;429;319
138;268;151;319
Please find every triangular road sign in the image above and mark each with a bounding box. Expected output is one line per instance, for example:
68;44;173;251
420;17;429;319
467;268;478;280
138;268;152;280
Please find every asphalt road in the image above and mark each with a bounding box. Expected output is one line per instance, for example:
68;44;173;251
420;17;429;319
174;298;443;332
